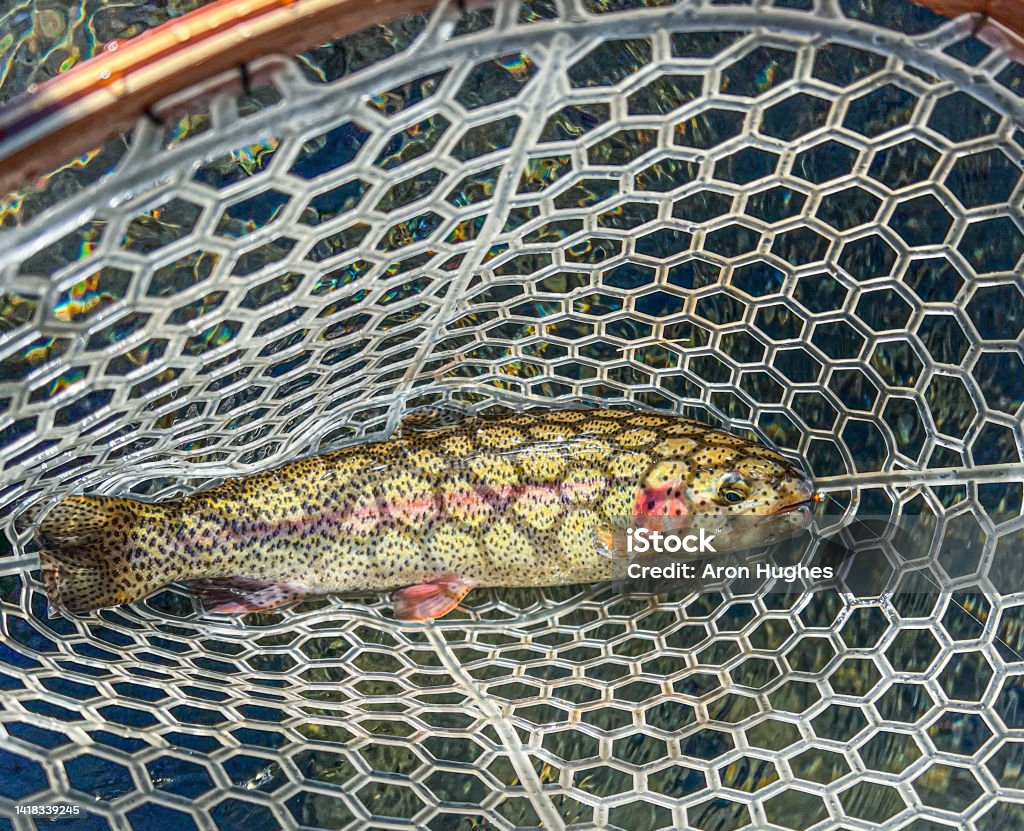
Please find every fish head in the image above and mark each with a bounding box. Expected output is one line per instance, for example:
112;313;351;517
636;428;814;550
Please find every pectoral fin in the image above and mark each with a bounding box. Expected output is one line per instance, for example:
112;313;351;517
392;576;472;621
189;578;309;614
594;526;632;560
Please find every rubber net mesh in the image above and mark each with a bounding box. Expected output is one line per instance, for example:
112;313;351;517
0;0;1023;828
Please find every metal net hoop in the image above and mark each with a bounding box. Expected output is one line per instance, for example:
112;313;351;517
0;1;1022;829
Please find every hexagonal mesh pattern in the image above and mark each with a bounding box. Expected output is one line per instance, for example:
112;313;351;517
1;0;1023;828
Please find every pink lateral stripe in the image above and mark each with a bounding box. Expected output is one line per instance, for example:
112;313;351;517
198;476;616;546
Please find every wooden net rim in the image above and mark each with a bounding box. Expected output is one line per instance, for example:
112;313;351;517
0;0;450;193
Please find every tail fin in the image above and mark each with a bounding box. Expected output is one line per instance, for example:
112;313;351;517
36;495;170;615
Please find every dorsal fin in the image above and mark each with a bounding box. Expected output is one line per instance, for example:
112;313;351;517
398;405;471;435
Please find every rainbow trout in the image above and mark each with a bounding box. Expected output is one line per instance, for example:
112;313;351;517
37;408;815;619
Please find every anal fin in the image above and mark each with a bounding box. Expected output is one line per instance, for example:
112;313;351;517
392;576;472;621
189;578;309;614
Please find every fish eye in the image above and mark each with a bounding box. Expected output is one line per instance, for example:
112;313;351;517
715;474;750;505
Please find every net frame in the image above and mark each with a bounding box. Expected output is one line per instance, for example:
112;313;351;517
0;0;1023;829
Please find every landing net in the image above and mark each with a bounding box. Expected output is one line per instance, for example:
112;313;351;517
0;1;1022;828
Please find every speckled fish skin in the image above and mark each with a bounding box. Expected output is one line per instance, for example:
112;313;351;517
37;408;814;615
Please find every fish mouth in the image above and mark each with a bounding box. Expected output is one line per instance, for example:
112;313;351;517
771;498;814;516
770;474;816;516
